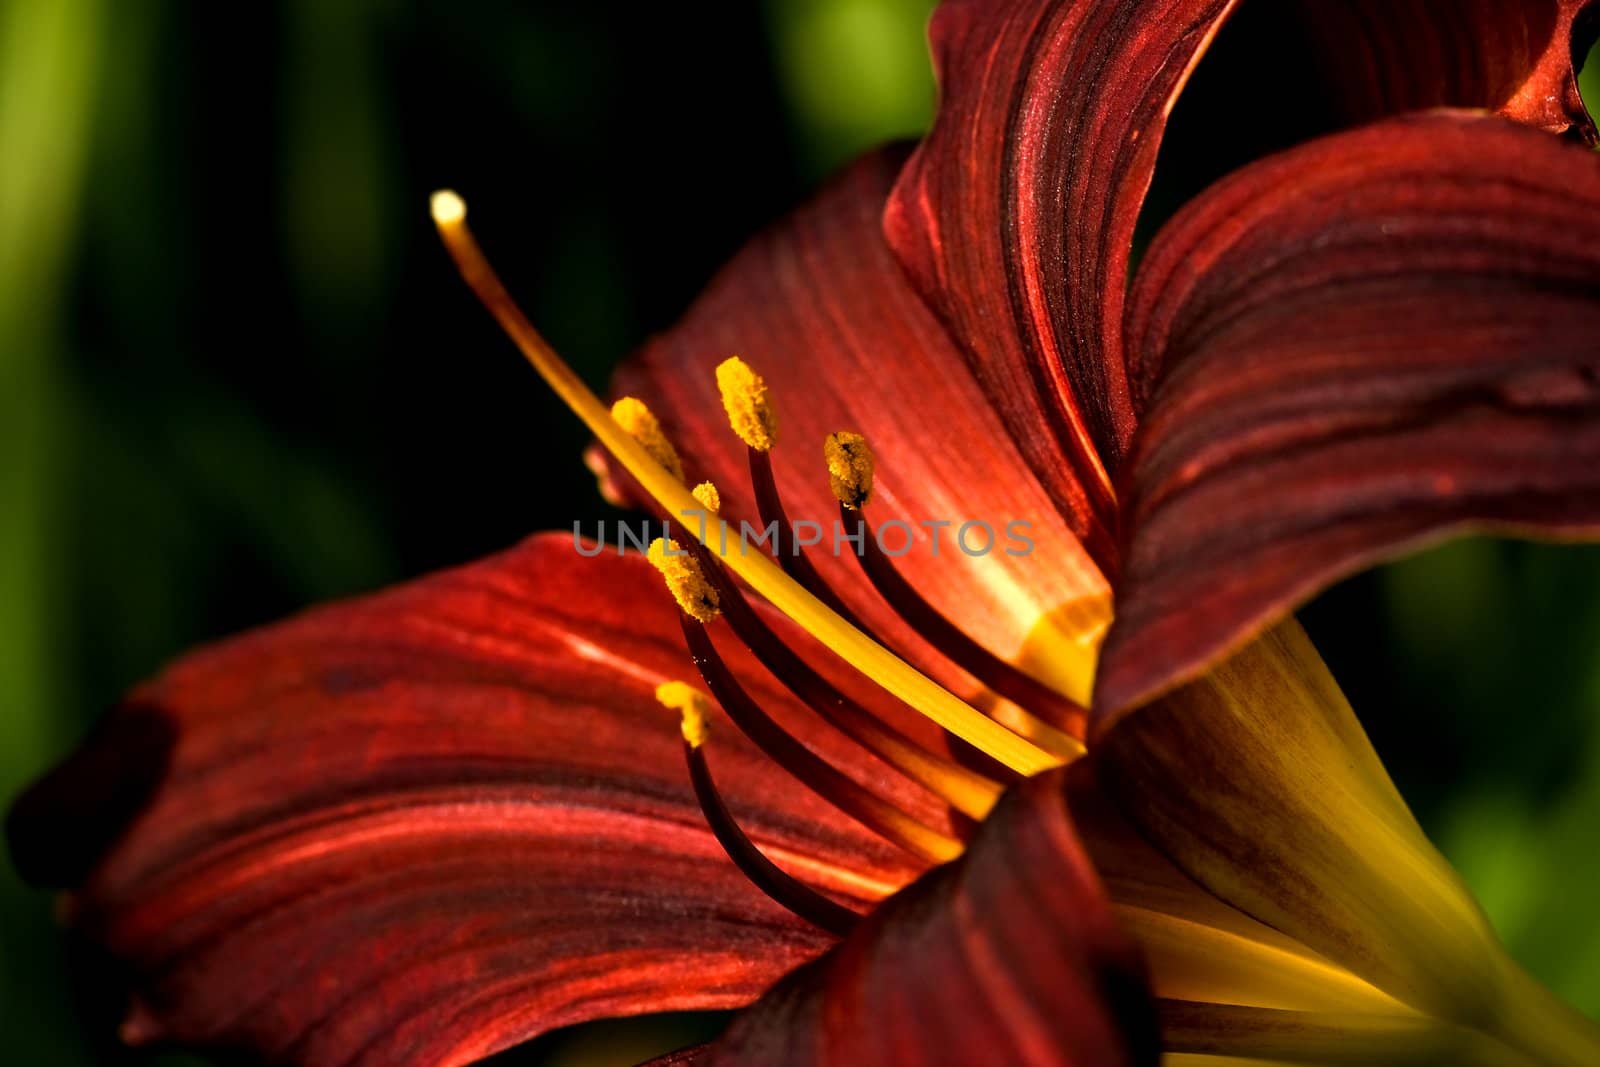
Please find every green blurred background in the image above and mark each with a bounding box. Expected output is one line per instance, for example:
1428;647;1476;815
1;1;1597;1062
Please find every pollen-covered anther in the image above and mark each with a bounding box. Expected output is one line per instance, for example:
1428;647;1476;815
715;356;778;451
824;431;876;509
656;680;711;747
611;397;685;482
692;481;721;514
646;537;722;622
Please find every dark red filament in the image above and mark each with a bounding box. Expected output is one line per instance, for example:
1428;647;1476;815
680;616;954;864
682;735;860;937
748;448;868;628
683;538;1016;802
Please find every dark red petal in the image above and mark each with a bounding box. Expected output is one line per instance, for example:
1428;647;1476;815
1098;113;1600;720
884;0;1239;528
704;770;1159;1067
9;534;926;1065
1292;0;1598;145
603;149;1111;707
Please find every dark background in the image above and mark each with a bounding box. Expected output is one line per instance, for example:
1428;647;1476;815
2;1;1598;1062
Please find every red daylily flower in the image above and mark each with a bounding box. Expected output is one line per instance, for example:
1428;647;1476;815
10;2;1600;1064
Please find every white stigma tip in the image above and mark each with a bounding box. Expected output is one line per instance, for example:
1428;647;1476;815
430;190;466;226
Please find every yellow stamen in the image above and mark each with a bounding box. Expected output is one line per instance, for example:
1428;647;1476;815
430;191;1058;775
824;431;875;509
611;396;685;482
691;480;721;514
715;356;778;451
646;538;721;623
657;680;710;747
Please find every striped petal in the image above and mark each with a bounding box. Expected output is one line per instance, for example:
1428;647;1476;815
7;535;921;1065
1099;112;1600;718
884;0;1240;537
1292;0;1598;143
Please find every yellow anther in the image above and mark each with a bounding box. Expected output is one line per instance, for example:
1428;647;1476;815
647;538;722;622
611;397;685;481
692;481;721;514
715;356;778;451
656;681;711;747
824;431;875;509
